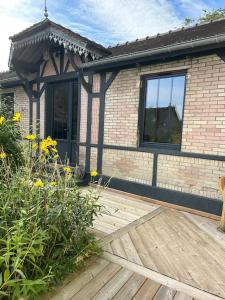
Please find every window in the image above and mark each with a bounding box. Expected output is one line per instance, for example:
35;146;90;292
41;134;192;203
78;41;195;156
1;93;14;115
141;73;186;149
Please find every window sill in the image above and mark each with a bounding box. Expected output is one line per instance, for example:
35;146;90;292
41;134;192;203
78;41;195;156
139;142;181;152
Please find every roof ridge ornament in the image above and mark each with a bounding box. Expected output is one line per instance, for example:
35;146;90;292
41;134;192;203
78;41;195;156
44;0;48;18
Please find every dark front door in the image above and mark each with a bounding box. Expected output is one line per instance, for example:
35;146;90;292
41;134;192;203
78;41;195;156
46;80;78;164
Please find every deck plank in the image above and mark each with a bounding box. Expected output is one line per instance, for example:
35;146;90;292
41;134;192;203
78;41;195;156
132;279;161;300
112;273;146;300
70;263;121;299
48;188;225;300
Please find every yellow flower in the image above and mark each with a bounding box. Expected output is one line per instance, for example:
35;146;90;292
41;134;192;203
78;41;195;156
32;142;38;150
0;152;7;159
12;112;21;122
34;179;44;188
25;134;36;141
64;166;71;173
0;116;6;126
40;137;57;155
53;154;59;160
46;136;57;147
90;170;98;177
50;181;57;187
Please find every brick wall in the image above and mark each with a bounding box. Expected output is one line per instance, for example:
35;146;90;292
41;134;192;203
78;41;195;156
102;149;154;185
157;155;225;200
100;54;225;200
182;54;225;155
0;86;29;134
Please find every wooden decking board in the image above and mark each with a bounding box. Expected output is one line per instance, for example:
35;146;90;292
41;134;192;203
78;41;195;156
109;237;128;259
103;208;225;299
119;233;143;265
99;207;164;246
48;258;110;300
70;263;122;299
163;210;225;291
98;198;153;217
132;279;161;300
48;189;225;300
92;268;133;299
153;285;176;299
99;190;158;211
103;252;223;300
182;212;225;250
173;292;195;300
111;273;146;300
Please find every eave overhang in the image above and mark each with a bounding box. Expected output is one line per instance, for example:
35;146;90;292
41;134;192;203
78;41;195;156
10;27;101;61
8;19;110;70
81;33;225;71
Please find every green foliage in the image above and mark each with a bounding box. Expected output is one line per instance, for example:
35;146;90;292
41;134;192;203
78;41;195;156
184;8;225;26
0;98;23;166
199;8;225;23
0;122;101;299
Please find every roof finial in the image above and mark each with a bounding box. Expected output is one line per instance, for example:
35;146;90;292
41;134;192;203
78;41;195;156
44;0;48;18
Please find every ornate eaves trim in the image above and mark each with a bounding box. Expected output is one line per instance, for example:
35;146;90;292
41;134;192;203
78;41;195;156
10;27;101;62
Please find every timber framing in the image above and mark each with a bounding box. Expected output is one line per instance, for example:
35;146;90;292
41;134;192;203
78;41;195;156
3;17;225;215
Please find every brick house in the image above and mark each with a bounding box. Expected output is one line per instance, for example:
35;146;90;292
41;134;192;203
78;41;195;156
1;17;225;216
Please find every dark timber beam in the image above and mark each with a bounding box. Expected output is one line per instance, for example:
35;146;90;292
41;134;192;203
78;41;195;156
36;65;41;137
67;51;92;94
41;61;47;77
60;50;64;74
64;58;70;73
97;70;119;174
85;75;93;173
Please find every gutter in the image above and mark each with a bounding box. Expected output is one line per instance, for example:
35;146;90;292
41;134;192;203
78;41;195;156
81;33;225;70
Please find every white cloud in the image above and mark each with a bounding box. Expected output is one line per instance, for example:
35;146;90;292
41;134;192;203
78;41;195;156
179;0;212;19
0;14;31;71
0;0;219;71
0;0;34;72
80;0;182;43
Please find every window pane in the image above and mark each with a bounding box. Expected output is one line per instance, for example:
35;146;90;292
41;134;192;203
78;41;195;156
156;77;172;143
1;93;14;116
142;75;185;146
170;75;185;144
53;84;69;140
143;79;158;142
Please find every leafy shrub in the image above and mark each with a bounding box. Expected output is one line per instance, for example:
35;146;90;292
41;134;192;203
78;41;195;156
0;120;101;299
0;98;23;166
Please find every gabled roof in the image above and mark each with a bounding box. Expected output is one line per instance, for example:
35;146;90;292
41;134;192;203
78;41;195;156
109;18;225;57
10;18;110;60
0;71;18;85
82;18;225;69
2;17;225;85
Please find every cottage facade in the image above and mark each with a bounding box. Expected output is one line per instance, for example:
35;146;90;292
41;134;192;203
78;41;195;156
1;18;225;215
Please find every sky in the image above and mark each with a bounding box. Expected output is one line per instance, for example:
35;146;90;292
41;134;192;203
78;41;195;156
0;0;225;71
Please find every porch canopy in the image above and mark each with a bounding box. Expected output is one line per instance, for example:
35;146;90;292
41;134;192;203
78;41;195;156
8;18;109;76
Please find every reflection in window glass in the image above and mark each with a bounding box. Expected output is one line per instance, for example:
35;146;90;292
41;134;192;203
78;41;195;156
71;82;78;140
143;74;185;146
1;93;14;116
53;84;69;140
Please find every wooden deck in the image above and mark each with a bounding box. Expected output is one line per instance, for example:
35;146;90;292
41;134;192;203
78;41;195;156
47;188;225;300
